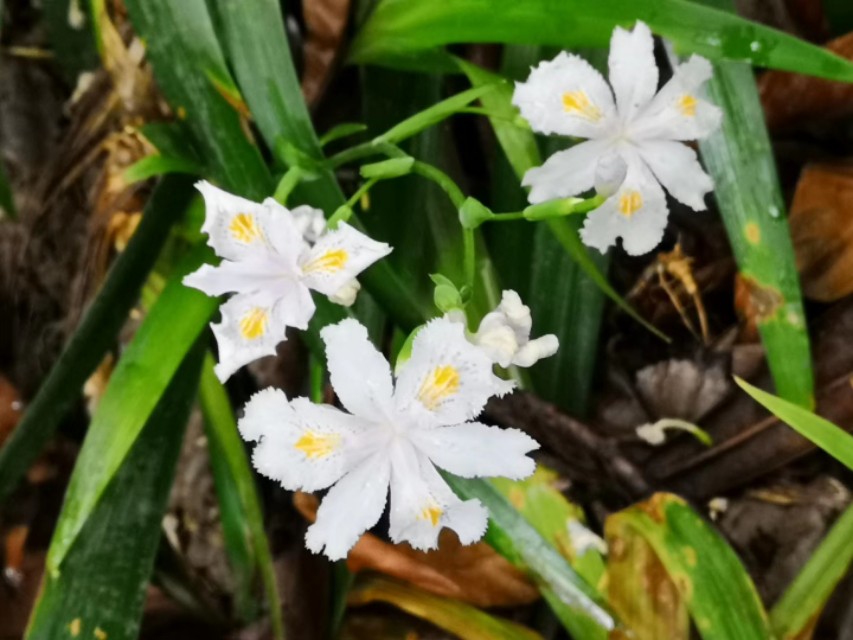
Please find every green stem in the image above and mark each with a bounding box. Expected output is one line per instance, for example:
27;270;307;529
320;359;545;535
410;160;466;209
272;166;304;205
463;229;476;290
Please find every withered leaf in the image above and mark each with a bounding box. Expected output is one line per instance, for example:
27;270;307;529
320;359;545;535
293;492;539;608
789;163;853;302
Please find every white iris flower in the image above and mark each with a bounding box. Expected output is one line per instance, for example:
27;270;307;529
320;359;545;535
454;290;559;368
184;181;392;381
513;21;722;255
238;317;538;560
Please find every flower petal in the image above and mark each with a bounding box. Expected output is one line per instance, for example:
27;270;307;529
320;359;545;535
305;452;391;560
183;256;292;297
580;155;669;256
513;334;560;367
197;181;304;265
299;222;392;296
212;285;314;381
636;139;714;211
288;203;327;244
513;51;617;139
321;319;395;421
523;139;611;204
411;421;538;480
631;55;722;142
394;317;514;426
242;390;375;494
387;441;488;551
608;21;659;122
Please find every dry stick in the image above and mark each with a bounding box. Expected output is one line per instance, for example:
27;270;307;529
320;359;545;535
485;391;650;497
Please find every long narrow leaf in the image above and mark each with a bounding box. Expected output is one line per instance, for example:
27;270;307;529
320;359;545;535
351;0;853;83
734;377;853;470
25;342;205;640
46;246;217;571
199;355;284;639
770;502;853;639
0;176;195;505
446;475;617;637
688;3;813;408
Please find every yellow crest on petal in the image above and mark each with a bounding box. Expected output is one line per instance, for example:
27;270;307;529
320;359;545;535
294;431;341;459
677;94;697;117
303;249;349;274
562;90;602;122
239;307;269;340
618;190;643;218
417;365;460;410
229;212;263;243
418;503;443;526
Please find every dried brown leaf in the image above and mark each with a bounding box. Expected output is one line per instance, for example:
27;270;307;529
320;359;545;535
301;0;352;106
759;32;853;130
789;163;853;301
293;492;539;608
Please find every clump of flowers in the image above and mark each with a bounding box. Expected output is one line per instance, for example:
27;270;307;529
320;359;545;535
239;318;538;559
184;181;391;381
513;21;722;255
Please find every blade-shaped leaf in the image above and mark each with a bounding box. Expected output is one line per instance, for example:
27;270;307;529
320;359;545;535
25;341;205;640
446;475;616;638
734;377;853;469
351;0;853;82
770;502;853;640
605;493;771;640
46;246;218;571
0;176;196;505
199;355;284;637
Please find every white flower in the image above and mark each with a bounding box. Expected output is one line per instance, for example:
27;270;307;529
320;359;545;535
239;317;537;560
513;21;722;256
184;181;392;381
471;290;559;368
291;205;327;244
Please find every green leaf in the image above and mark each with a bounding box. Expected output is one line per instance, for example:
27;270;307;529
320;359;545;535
605;493;771;640
199;355;284;638
320;122;369;147
349;576;542;640
124;154;203;184
0;176;196;506
25;341;205;640
734;377;853;470
770;502;853;640
351;0;853;82
446;475;616;638
688;4;814;408
123;0;272;199
46;245;218;571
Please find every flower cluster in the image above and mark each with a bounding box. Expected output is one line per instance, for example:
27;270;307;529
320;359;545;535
513;21;722;255
184;182;391;381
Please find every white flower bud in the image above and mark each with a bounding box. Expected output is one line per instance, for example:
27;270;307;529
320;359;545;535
329;279;361;307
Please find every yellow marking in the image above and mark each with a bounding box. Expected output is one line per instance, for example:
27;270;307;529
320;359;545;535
94;629;108;640
294;431;341;459
229;212;263;243
618;190;643;217
239;307;269;340
419;504;443;526
69;619;82;637
302;249;349;274
561;90;602;121
677;94;697;117
745;222;761;245
176;106;187;120
417;365;460;410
